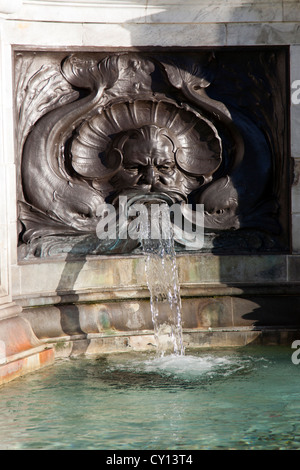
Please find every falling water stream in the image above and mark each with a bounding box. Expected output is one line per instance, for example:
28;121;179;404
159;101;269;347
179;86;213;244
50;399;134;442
139;202;184;357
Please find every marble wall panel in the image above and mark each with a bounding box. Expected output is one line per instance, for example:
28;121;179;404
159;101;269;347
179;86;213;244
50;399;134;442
227;22;300;45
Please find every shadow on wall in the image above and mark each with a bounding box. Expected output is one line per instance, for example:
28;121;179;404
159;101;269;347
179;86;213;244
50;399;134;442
55;238;90;355
122;1;284;46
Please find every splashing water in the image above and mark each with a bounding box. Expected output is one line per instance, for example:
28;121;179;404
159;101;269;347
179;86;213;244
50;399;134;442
139;202;184;357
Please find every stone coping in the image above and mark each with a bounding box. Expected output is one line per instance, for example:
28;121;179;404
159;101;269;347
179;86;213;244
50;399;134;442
0;327;297;385
11;253;300;305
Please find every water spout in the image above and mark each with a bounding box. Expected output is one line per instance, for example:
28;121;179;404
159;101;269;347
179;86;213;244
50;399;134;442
139;201;185;357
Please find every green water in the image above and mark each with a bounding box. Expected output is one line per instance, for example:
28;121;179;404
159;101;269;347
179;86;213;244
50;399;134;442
0;346;300;450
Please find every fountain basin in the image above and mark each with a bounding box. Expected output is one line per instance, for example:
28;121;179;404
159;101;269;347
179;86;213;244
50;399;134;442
1;346;300;450
0;253;297;385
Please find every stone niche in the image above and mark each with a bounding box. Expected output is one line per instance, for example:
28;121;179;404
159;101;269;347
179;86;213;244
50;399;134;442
15;47;290;259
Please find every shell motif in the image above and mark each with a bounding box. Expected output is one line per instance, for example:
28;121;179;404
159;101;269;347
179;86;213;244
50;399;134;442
70;99;222;180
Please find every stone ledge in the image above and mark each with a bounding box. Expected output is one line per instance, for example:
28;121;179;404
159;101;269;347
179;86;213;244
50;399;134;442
0;301;22;320
38;327;300;359
13;282;300;309
12;253;291;300
20;294;300;344
0;347;54;386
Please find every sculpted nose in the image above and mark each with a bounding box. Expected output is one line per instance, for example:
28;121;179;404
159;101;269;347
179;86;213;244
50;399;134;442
143;166;156;185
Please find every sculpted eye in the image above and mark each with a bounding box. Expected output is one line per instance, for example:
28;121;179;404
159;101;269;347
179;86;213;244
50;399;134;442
158;165;174;174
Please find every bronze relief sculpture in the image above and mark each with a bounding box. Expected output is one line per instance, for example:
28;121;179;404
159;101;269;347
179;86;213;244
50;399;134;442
16;49;289;257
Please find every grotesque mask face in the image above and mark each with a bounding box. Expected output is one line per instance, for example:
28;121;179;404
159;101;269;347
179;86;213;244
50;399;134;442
109;125;197;201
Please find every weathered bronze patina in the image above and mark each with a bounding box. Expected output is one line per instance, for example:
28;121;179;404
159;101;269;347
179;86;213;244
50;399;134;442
15;49;289;256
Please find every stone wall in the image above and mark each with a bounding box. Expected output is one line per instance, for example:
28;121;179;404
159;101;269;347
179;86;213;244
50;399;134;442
1;0;300;382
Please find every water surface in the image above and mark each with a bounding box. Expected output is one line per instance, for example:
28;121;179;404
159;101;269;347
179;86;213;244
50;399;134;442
0;346;299;450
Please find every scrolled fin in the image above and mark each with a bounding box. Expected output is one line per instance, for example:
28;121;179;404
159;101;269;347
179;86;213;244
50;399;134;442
61;54;120;92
